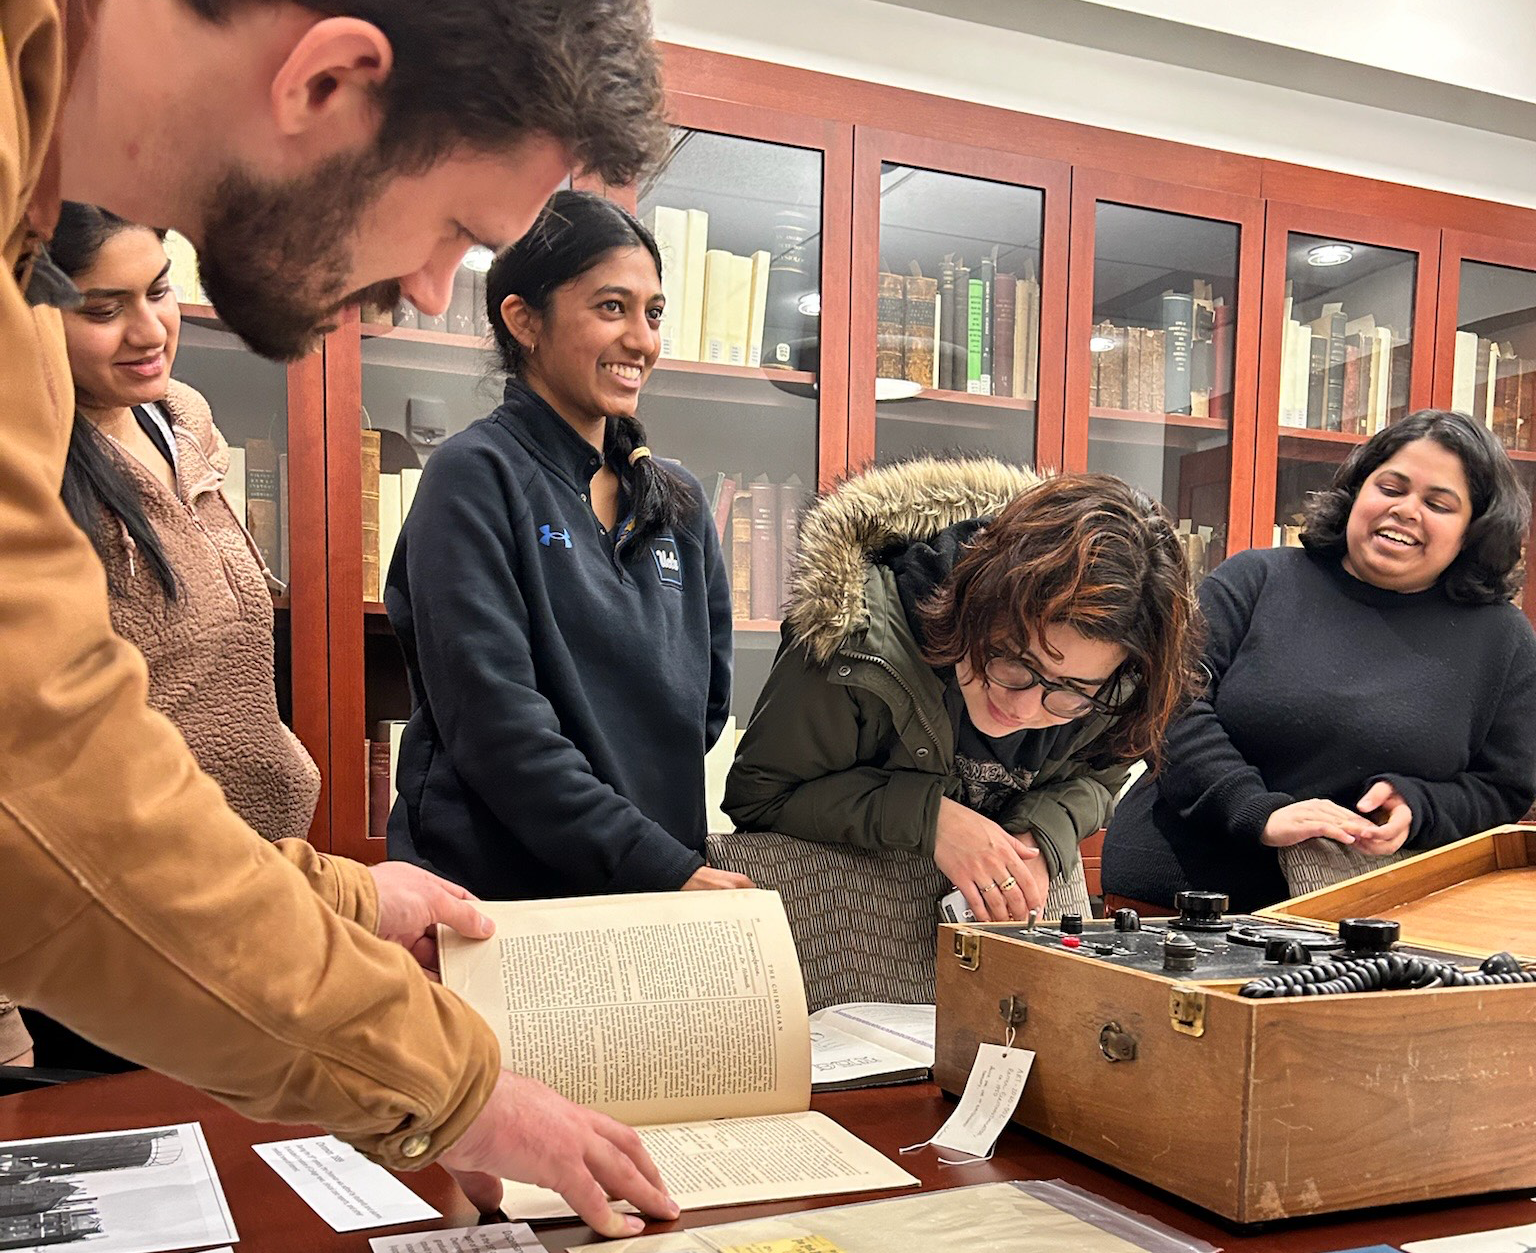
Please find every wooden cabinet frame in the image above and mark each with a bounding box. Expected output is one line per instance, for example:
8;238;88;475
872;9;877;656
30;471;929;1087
1065;168;1265;553
1251;203;1440;545
847;128;1069;472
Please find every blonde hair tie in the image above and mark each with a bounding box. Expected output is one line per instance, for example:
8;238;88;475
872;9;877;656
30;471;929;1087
628;445;652;466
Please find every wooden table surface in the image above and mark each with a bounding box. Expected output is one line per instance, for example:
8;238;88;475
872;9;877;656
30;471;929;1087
3;1070;1533;1251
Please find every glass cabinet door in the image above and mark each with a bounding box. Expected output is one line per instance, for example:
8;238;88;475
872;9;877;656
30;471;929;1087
851;132;1068;474
327;109;851;858
1066;173;1262;581
1256;207;1438;551
165;234;330;844
1435;232;1536;618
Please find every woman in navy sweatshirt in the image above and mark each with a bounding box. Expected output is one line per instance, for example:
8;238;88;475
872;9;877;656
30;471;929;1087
385;190;743;900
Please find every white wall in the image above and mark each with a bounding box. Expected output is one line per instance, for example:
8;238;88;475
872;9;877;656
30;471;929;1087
653;0;1536;211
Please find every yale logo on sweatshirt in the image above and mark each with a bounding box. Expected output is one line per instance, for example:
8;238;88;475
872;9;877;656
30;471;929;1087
652;537;683;588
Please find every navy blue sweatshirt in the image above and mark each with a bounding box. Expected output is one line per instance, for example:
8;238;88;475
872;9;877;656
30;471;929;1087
385;379;733;899
1104;546;1536;911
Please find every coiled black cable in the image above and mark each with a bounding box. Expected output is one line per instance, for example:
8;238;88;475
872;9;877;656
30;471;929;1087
1239;951;1536;998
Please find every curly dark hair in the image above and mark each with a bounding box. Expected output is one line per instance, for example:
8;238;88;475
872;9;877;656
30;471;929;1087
178;1;667;185
916;473;1206;769
1300;409;1529;605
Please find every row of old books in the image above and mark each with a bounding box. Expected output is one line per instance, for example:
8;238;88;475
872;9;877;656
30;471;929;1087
223;438;288;585
359;431;424;602
642;206;775;367
876;255;1042;399
1451;332;1536;451
367;720;408;840
1278;288;1402;434
1088;283;1232;418
708;473;805;623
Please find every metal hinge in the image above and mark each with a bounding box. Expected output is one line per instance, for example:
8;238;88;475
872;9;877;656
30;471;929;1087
1169;985;1207;1037
954;929;981;970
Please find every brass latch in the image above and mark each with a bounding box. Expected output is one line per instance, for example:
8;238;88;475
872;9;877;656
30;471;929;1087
954;930;981;970
1169;985;1207;1037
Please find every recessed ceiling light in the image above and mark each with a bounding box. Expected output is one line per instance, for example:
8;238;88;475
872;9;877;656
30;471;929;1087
1089;334;1118;353
1307;243;1354;267
796;292;822;318
875;376;923;401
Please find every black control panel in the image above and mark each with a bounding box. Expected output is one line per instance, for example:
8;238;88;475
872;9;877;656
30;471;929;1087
989;892;1533;994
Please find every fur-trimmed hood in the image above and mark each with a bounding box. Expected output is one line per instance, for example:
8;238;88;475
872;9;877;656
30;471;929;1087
786;457;1041;664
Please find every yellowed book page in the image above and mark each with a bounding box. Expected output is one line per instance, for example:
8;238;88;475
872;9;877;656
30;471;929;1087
440;889;809;1126
502;1111;917;1222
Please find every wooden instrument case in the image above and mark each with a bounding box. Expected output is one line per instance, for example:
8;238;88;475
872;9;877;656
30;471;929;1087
933;826;1536;1224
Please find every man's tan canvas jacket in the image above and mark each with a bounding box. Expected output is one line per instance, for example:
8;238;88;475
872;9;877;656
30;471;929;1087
0;0;499;1167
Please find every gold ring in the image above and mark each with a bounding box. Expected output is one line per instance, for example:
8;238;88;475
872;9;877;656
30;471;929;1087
998;876;1018;892
979;882;996;893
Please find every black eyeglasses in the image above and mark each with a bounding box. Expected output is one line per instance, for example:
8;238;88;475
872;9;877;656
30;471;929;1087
982;655;1118;718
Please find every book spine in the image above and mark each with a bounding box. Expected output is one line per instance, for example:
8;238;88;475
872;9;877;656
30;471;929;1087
730;491;752;620
966;279;983;394
724;253;753;367
1324;313;1347;431
938;258;956;392
992;276;1015;399
1210;302;1234;423
223;445;247;536
277;451;290;586
701;250;734;365
368;738;392;840
1340;338;1363;436
712;476;738;544
748;479;779;621
875;271;906;380
360;430;381;602
1306;333;1328;429
979;252;995;394
1022;268;1040;400
642;205;688;360
903;274;938;388
1144;328;1166;416
746;250;772;369
244;438;280;577
1160;291;1193;416
680;209;710;361
776;479;803;621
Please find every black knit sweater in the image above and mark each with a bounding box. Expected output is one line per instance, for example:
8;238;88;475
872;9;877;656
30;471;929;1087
1103;546;1536;911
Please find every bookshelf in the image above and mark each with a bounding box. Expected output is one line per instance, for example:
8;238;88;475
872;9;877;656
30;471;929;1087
227;43;1536;861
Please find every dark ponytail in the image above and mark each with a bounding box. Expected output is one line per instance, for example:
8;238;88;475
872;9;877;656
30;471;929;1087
61;418;181;601
53;201;180;601
487;189;694;548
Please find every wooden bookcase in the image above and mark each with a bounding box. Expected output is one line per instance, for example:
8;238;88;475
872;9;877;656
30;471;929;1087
253;44;1536;859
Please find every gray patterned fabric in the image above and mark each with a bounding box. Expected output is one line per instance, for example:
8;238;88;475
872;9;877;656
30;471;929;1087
1277;839;1413;898
706;831;1092;1011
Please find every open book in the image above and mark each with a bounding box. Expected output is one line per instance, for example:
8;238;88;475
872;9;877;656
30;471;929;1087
439;890;917;1221
810;1002;935;1092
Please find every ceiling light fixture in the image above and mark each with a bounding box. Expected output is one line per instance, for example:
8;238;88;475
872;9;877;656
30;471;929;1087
1306;243;1354;267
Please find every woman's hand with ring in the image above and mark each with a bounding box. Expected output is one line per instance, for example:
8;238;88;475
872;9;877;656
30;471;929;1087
934;798;1040;923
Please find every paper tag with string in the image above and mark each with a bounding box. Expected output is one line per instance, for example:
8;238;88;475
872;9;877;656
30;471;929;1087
929;1033;1034;1160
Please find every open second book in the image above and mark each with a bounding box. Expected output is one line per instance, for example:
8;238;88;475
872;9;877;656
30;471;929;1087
810;1002;935;1092
439;890;917;1221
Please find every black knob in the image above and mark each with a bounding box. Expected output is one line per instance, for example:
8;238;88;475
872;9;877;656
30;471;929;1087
1171;890;1230;932
1113;908;1142;933
1481;951;1522;976
1163;932;1199;972
1060;913;1084;935
1265;936;1312;965
1339;918;1400;953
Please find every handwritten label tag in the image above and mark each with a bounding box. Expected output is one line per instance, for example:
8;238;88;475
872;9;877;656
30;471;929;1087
930;1043;1034;1158
370;1222;549;1253
720;1239;846;1253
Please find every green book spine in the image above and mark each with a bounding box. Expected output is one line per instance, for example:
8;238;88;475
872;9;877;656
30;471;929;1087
980;253;995;395
967;279;984;394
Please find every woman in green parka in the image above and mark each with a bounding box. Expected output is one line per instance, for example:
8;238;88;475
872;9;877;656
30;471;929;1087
723;459;1203;924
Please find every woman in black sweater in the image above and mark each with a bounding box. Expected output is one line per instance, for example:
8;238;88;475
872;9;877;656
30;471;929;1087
1104;410;1536;911
385;191;742;900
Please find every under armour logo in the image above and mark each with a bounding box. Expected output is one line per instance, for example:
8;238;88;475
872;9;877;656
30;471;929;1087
539;524;572;549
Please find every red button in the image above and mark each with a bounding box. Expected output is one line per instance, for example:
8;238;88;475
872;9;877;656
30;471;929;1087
1061;936;1081;948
